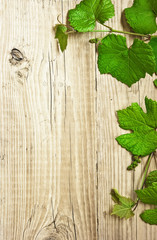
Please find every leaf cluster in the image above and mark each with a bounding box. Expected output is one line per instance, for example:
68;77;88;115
135;171;157;225
54;0;157;226
55;0;157;87
111;170;157;225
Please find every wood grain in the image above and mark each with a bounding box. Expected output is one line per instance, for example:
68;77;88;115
0;0;156;239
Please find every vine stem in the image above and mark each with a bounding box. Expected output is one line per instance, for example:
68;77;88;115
132;153;153;211
90;29;150;38
140;153;153;189
67;28;150;38
66;24;157;39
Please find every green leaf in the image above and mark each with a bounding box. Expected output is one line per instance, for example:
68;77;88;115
149;38;157;74
146;170;157;187
111;189;135;219
112;205;135;219
98;34;155;87
154;79;157;87
125;0;157;34
116;97;157;156
135;183;157;205
140;208;157;225
68;0;114;32
55;24;68;52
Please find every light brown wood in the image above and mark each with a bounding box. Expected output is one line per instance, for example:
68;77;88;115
0;0;156;239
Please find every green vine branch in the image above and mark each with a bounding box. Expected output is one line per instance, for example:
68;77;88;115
140;153;153;189
64;23;157;41
87;26;152;39
132;153;153;212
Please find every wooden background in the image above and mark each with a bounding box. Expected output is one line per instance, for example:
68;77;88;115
0;0;156;239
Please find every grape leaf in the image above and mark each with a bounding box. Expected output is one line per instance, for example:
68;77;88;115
55;24;68;52
154;79;157;87
135;183;157;205
112;205;134;219
116;97;157;156
149;38;157;74
146;170;157;187
140;208;157;225
68;0;114;32
111;189;135;219
125;0;157;34
98;34;155;87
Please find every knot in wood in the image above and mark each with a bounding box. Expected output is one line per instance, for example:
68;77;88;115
10;48;24;61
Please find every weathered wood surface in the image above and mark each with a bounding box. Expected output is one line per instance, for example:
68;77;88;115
0;0;156;239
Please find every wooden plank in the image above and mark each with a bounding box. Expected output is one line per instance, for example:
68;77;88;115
0;0;97;239
0;0;157;240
